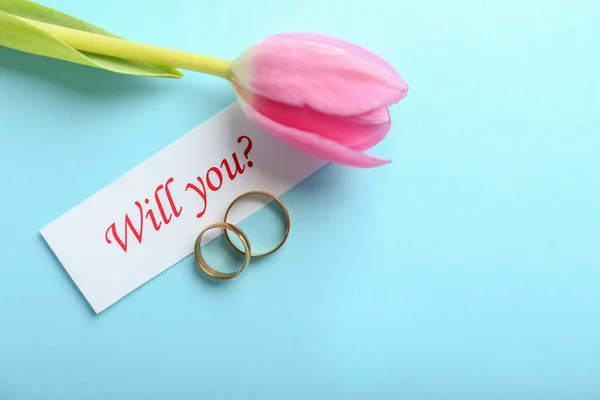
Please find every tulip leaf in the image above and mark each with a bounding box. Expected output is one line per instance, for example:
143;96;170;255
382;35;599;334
0;0;183;78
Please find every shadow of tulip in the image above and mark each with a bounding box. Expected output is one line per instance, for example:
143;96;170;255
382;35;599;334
0;46;167;98
0;45;238;138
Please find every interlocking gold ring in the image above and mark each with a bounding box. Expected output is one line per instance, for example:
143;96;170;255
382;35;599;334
223;190;290;258
194;222;251;280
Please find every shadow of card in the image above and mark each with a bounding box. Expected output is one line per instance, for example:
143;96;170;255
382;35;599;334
37;234;98;316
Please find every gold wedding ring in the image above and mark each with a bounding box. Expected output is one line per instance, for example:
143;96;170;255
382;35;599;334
194;191;291;280
223;190;291;258
194;222;251;280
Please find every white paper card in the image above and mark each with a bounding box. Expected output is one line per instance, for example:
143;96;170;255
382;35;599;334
40;102;326;313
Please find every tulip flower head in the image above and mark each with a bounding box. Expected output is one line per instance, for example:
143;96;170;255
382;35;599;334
229;33;409;168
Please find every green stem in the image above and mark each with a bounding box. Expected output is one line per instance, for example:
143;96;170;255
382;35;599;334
18;17;233;79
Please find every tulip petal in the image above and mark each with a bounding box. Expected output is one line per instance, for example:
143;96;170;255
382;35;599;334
231;33;409;116
238;98;391;168
266;33;400;78
234;82;391;149
350;109;394;152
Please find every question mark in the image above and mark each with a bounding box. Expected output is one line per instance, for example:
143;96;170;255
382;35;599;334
237;135;254;168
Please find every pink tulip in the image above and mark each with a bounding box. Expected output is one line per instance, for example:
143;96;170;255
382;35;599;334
229;33;409;168
6;8;407;167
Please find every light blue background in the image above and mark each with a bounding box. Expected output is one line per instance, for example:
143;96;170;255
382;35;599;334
1;0;599;398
